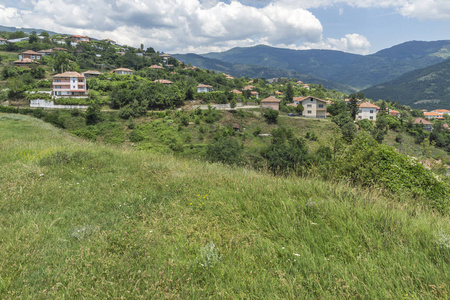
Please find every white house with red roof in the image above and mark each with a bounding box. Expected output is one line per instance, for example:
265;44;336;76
71;35;91;43
432;109;450;115
52;71;88;97
0;38;9;45
424;112;443;119
357;102;380;121
197;84;213;93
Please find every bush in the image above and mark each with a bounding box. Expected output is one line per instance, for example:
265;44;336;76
85;105;102;125
206;137;243;165
263;109;279;124
129;130;145;142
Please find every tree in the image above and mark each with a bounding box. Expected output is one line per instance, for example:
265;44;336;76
229;98;237;109
348;94;358;120
53;51;70;73
356;91;365;100
7;78;25;99
29;31;38;43
85;105;102;125
285;82;294;103
379;100;387;115
295;103;304;115
263;109;279;124
341;121;357;143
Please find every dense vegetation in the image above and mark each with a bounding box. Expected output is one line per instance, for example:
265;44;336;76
1;113;449;298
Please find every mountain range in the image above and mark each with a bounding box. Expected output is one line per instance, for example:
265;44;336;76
175;41;450;109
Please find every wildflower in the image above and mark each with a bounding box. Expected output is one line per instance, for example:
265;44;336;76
293;253;300;257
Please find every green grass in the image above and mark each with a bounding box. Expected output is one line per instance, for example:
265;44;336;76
1;113;449;298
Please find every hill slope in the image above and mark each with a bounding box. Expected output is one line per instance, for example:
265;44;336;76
173;53;355;93
362;58;450;109
201;41;450;90
1;113;449;298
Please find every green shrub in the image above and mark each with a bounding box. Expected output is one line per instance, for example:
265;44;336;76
263;109;279;124
206;137;243;165
129;130;144;142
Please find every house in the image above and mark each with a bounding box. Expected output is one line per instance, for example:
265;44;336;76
225;74;234;79
432;109;450;115
72;35;91;43
149;65;164;69
82;70;102;78
52;71;88;97
197;84;213;93
154;79;173;86
243;85;255;91
297;96;327;118
13;58;40;68
389;109;400;117
250;91;259;99
113;68;134;75
38;49;54;56
357;102;379;121
302;84;310;90
424;112;443;119
275;91;283;96
413;117;433;132
231;89;242;95
102;38;117;45
232;124;240;132
18;50;42;61
261;96;281;111
443;124;450;131
53;47;68;52
0;38;9;45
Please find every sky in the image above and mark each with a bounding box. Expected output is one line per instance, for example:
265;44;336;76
1;0;450;55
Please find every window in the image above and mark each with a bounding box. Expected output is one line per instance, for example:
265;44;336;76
370;116;373;120
370;110;374;113
318;104;324;108
310;99;313;101
358;116;362;119
307;104;312;108
307;110;312;114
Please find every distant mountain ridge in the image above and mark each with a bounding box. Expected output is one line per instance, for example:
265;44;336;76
196;41;450;90
0;25;60;36
173;53;355;93
362;58;450;110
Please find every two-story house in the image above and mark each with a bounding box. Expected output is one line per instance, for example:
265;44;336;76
357;102;379;121
298;96;327;118
52;71;88;97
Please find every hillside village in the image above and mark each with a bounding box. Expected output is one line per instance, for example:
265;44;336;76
1;31;450;173
1;29;450;299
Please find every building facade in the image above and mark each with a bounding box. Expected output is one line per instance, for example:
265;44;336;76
52;71;88;97
299;96;327;118
357;102;379;121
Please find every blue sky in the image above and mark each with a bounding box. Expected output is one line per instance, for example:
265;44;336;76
0;0;449;54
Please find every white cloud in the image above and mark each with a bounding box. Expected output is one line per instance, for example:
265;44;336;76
301;33;371;54
278;0;450;20
0;0;330;53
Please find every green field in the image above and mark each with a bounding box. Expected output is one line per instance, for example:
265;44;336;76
0;113;449;298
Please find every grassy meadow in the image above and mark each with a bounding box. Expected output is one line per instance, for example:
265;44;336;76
0;113;449;298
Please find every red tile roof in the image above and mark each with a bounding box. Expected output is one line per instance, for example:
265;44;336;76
261;96;281;103
197;84;213;88
154;79;173;84
53;71;84;78
21;50;41;55
359;102;380;109
413;118;432;125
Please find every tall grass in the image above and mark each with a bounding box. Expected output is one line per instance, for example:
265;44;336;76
0;114;449;298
